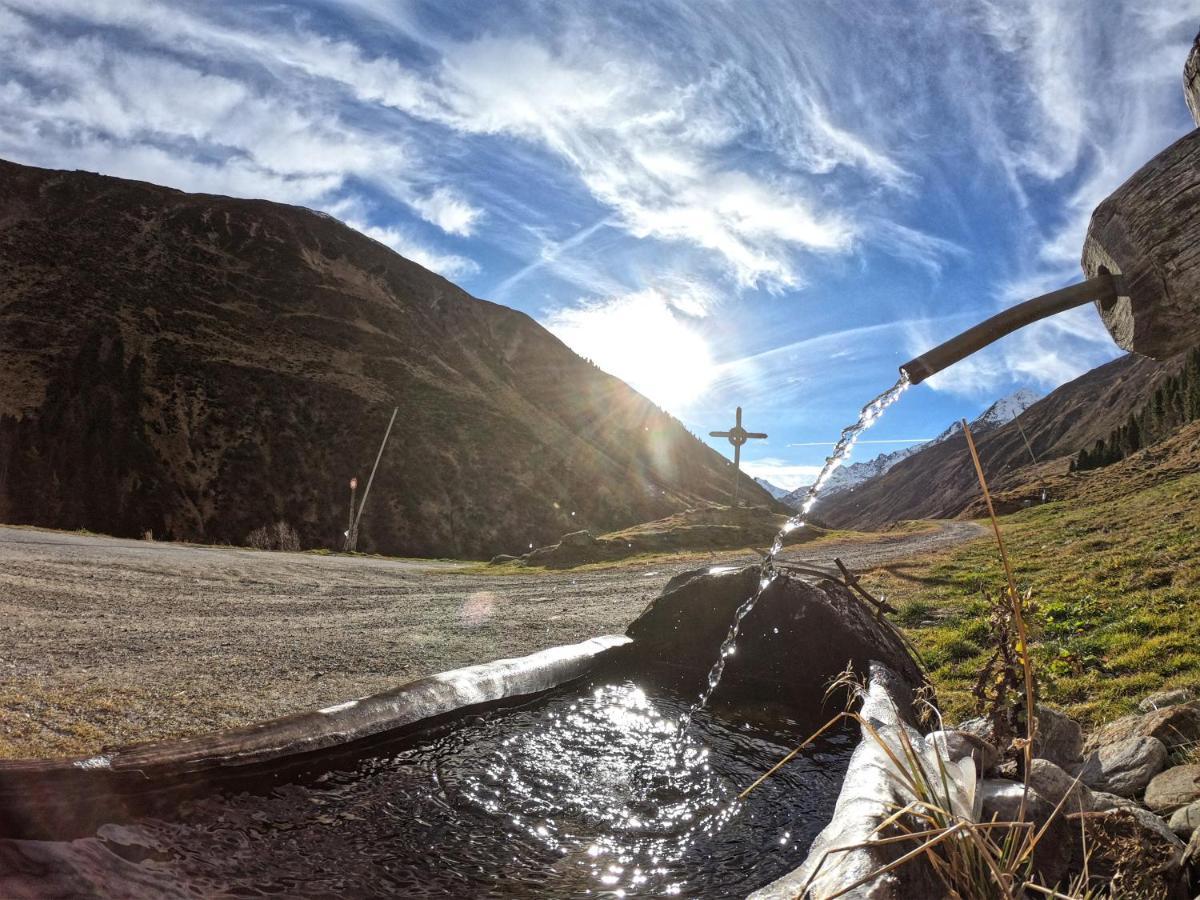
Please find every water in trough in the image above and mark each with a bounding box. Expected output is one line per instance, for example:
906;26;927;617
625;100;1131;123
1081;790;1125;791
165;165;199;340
1;673;855;898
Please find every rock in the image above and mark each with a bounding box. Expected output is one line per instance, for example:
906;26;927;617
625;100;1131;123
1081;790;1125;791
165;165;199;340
978;780;1072;886
927;729;999;777
1079;736;1169;798
487;554;520;565
1167;799;1200;838
1090;790;1142;812
1184;822;1200;868
1145;765;1200;815
1069;808;1187;900
1028;758;1092;813
956;705;1083;770
625;566;924;713
1140;688;1195;713
557;530;596;548
1034;705;1084;770
1084;702;1200;753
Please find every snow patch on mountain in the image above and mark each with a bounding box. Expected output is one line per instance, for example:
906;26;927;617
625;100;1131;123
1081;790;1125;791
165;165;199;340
753;477;790;500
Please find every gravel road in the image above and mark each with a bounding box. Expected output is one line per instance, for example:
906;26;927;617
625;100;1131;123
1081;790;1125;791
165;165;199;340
0;521;983;758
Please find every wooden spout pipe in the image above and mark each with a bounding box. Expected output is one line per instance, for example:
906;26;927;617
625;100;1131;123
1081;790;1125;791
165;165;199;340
899;274;1117;385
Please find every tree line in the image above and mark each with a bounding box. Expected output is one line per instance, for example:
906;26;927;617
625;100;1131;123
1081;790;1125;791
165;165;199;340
1073;346;1200;472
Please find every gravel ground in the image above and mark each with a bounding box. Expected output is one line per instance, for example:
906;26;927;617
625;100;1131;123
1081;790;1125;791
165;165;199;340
0;522;983;758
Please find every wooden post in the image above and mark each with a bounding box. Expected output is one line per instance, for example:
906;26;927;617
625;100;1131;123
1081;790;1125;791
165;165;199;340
344;407;398;552
1081;127;1200;359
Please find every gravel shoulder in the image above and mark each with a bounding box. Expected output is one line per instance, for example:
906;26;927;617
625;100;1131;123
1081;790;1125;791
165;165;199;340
0;521;984;758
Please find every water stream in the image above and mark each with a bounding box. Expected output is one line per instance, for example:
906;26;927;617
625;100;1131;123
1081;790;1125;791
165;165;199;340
683;373;911;724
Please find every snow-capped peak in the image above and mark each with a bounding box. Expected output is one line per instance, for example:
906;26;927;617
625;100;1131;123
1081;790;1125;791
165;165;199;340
753;477;790;500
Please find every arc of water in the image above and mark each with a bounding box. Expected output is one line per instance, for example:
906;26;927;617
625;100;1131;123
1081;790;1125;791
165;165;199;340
681;373;911;727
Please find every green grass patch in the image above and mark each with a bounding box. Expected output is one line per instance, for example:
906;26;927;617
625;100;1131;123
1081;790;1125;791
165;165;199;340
867;472;1200;728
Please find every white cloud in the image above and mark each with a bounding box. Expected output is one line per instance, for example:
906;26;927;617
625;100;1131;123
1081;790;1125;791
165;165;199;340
407;187;482;236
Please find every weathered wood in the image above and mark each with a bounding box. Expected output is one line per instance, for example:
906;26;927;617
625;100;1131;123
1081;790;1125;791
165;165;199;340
1081;127;1200;359
1186;30;1200;128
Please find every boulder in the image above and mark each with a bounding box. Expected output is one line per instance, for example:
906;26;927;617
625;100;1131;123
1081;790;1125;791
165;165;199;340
978;780;1072;886
957;705;1083;770
1139;688;1195;713
1027;758;1092;813
625;566;924;715
557;530;596;548
1167;799;1200;838
1084;702;1200;753
1034;706;1084;770
1146;765;1200;815
1079;736;1169;798
1068;808;1187;900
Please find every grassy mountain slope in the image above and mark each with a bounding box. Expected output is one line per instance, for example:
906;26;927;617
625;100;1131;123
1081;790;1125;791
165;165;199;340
864;420;1200;727
0;160;773;558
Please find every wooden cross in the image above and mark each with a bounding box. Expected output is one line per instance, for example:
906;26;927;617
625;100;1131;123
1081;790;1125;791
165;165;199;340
709;406;767;506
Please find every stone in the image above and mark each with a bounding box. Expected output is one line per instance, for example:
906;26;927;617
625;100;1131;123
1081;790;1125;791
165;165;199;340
1027;758;1092;813
1079;736;1169;798
1084;702;1200;753
1145;765;1200;815
978;780;1072;886
1033;706;1084;770
487;554;520;565
1090;790;1141;812
956;705;1083;770
1167;799;1200;838
1139;688;1195;713
557;530;596;548
1069;808;1187;900
625;566;924;714
926;729;999;777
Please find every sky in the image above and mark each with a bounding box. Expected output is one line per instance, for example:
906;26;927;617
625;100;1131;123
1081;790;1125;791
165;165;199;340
1;1;1196;490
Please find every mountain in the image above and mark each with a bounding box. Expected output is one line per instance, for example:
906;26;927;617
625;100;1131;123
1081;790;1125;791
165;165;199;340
753;477;790;500
780;388;1041;510
0;160;775;558
818;354;1182;528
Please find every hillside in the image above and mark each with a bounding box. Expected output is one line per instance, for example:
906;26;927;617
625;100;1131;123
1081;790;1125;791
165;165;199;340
0;160;774;558
819;352;1181;528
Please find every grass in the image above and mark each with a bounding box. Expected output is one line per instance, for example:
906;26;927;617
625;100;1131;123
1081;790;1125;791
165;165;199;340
865;471;1200;728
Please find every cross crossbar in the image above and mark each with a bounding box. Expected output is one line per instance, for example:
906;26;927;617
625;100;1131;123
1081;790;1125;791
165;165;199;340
709;406;768;506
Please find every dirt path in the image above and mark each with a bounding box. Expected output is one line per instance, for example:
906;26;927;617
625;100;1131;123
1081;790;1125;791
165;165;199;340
0;521;984;758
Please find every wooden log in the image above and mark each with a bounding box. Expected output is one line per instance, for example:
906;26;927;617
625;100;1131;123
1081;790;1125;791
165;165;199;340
1081;127;1200;359
1186;30;1200;128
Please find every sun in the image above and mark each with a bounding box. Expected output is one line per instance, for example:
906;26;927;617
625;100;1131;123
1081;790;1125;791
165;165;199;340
546;291;715;412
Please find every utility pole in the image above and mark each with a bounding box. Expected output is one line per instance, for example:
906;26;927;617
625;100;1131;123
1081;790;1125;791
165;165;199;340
709;406;768;507
344;407;398;552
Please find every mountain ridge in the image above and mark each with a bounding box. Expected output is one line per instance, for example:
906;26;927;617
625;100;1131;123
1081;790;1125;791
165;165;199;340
0;159;776;557
817;353;1183;528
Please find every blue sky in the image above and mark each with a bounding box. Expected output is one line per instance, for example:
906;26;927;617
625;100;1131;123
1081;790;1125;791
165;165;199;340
1;1;1196;489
